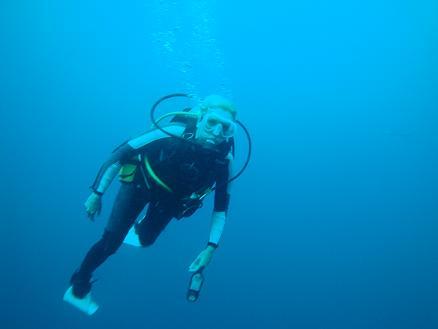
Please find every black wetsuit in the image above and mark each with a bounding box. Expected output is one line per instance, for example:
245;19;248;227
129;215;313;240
71;124;232;297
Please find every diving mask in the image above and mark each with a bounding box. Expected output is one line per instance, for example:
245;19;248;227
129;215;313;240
202;112;236;138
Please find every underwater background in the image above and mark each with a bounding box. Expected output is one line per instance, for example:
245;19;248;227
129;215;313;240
1;0;438;328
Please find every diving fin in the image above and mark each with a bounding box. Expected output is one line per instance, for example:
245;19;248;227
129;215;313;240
123;226;141;247
186;269;204;302
63;286;99;315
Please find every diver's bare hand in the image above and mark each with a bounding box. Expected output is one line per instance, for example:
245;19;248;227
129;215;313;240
188;245;215;272
84;192;102;221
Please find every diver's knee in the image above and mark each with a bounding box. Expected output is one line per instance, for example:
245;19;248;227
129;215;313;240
139;237;156;247
139;234;158;247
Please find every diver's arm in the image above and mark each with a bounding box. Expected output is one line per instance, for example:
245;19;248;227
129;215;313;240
89;142;135;194
187;201;229;271
188;211;225;272
208;158;232;248
90;125;185;194
207;211;226;248
188;158;232;271
85;144;133;220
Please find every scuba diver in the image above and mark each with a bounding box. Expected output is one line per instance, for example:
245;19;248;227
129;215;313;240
63;94;250;315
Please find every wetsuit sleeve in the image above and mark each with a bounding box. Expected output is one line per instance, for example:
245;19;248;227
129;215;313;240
213;158;232;212
90;125;185;194
208;158;232;246
89;142;138;194
208;211;226;246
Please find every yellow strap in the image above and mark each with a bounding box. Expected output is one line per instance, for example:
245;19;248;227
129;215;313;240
144;157;173;193
154;111;200;128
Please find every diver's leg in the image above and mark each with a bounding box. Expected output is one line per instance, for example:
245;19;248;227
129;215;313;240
71;182;149;297
135;201;175;247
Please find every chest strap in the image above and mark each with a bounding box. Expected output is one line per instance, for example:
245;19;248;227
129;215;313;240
143;155;173;193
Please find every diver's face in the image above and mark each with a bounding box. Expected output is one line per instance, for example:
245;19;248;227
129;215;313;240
195;107;236;145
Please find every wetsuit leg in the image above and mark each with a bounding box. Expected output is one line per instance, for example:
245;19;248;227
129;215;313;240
135;200;175;247
72;182;149;293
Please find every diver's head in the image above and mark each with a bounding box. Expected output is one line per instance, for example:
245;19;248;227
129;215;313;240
195;95;237;145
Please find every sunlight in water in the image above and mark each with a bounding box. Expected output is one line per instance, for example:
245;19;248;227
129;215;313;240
150;0;232;99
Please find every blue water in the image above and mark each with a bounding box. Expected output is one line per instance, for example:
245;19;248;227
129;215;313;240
1;1;438;328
